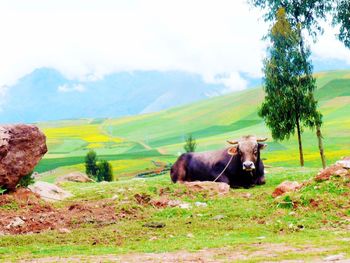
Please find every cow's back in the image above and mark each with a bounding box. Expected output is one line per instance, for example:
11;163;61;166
170;149;230;183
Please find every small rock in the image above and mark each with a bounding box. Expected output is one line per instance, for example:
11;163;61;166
194;202;207;207
183;181;230;196
56;172;94;183
6;217;25;228
0;231;5;236
242;193;252;199
186;233;194;238
336;160;350;169
323;253;345;261
58;228;71;234
272;181;302;198
167;200;182;207
212;215;225;220
333;169;348;177
111;195;119;200
178;203;192;209
149;236;158;241
257;236;266;240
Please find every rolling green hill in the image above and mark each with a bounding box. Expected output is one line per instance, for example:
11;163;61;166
36;70;350;178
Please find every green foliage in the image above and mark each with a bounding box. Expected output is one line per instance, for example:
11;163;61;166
249;0;350;49
85;150;98;179
17;172;35;188
260;8;320;140
0;187;6;194
258;8;324;166
249;0;334;39
96;160;114;182
333;0;350;48
277;195;294;209
184;134;197;153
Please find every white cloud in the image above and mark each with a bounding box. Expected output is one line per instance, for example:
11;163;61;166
57;84;86;93
311;22;350;64
0;0;349;101
204;72;248;93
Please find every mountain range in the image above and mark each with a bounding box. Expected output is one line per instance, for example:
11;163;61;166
0;68;260;124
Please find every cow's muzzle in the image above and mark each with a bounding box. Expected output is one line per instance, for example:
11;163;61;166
243;161;255;171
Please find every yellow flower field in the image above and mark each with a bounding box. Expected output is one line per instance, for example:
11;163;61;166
43;124;123;146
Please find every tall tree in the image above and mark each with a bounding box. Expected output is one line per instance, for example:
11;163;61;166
85;150;98;178
259;8;320;166
249;0;350;168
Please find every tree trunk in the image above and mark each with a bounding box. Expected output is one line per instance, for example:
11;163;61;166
316;125;326;169
296;117;304;167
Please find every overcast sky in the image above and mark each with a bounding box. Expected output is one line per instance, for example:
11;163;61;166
0;0;349;94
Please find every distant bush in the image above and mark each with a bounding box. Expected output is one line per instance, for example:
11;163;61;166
97;160;114;182
85;150;98;179
184;134;197;153
17;172;35;188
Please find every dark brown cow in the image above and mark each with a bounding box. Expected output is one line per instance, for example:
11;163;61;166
170;136;267;188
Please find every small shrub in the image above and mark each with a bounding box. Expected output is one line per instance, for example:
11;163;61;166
184;134;197;153
277;195;294;209
17;172;35;188
0;187;6;194
97;160;114;182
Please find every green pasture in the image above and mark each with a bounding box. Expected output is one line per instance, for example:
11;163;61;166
1;167;350;261
35;70;350;181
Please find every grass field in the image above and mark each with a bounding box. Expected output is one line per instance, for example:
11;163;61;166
35;70;350;181
1;166;350;261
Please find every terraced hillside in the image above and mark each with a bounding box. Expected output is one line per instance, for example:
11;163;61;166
36;70;350;179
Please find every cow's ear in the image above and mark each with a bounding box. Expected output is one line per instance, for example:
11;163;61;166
227;146;238;155
258;143;267;150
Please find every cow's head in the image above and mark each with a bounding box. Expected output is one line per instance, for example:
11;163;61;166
227;136;267;171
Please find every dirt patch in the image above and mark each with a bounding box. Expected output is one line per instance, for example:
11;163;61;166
19;243;338;263
0;189;119;235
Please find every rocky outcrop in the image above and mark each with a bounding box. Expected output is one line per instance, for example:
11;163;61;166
315;157;350;182
0;125;47;191
29;181;72;201
56;172;94;183
272;181;302;198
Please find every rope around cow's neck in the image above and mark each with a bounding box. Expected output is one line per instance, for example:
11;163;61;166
213;154;234;182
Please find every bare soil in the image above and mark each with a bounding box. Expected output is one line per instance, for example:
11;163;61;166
0;189;118;235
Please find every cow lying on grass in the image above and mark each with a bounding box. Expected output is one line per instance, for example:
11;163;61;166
170;136;267;188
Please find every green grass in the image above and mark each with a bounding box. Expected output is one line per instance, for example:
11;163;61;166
1;167;349;261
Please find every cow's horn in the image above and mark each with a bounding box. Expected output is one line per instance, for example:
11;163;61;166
257;137;268;142
227;140;239;145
